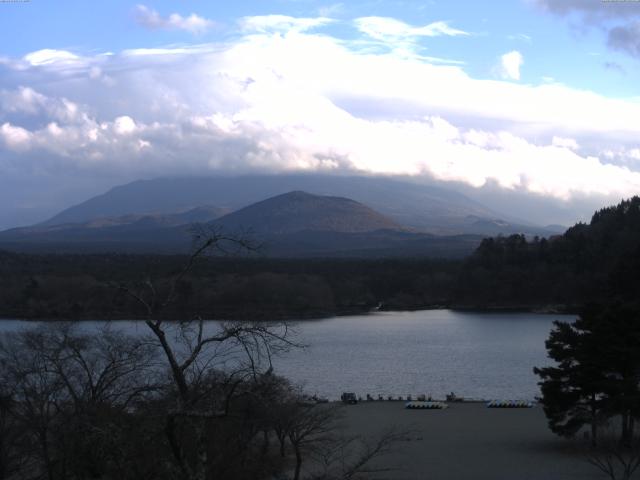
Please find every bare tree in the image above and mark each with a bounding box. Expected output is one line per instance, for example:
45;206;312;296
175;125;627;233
117;229;299;480
272;398;405;480
0;323;159;480
285;404;342;480
0;389;26;480
586;426;640;480
310;427;406;480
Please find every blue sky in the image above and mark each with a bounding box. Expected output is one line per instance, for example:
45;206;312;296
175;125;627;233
0;0;639;228
2;0;636;96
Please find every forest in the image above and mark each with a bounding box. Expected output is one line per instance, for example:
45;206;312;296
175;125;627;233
1;196;639;321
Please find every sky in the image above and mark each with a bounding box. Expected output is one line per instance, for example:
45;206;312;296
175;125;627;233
1;0;640;228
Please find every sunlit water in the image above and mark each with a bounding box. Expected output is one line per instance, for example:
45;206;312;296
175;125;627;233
0;310;572;401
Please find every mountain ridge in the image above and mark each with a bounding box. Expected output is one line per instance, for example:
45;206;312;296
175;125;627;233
39;174;532;235
0;190;483;257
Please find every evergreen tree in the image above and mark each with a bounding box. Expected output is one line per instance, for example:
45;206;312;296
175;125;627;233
535;304;640;446
534;314;607;445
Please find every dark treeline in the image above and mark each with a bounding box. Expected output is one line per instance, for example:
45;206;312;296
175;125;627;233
459;196;640;310
0;254;459;320
2;196;640;320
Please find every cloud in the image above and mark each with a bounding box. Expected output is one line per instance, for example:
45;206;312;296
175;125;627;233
23;49;82;66
497;50;523;80
552;136;579;150
0;122;32;151
134;4;214;35
531;0;640;19
603;60;626;74
355;17;469;42
0;19;640;206
508;33;532;43
240;15;334;33
532;0;640;58
607;21;640;58
318;4;344;18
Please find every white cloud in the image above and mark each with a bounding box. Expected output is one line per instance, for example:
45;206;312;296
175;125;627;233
0;86;83;124
318;4;344;18
355;17;469;42
508;33;532;43
497;50;523;80
0;86;47;114
1;22;640;202
114;116;137;135
0;122;32;151
239;15;334;34
23;49;81;66
134;4;214;35
552;136;579;150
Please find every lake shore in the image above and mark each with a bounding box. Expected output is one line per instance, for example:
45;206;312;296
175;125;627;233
336;401;599;480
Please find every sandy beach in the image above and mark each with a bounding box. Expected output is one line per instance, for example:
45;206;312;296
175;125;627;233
337;402;601;480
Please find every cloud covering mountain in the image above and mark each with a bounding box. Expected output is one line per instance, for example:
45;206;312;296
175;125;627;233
1;5;639;229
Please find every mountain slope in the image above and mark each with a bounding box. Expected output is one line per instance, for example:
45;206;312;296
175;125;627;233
213;191;402;234
40;175;528;235
0;191;482;257
0;205;225;250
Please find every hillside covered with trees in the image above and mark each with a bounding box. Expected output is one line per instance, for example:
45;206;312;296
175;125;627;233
458;196;640;309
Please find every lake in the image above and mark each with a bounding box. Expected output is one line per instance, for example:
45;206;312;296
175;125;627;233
0;310;571;401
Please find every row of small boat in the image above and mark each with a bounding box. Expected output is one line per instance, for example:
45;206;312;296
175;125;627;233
486;400;534;408
405;400;534;409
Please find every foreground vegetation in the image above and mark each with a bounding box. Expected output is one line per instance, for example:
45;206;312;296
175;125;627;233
0;236;401;480
0;322;403;480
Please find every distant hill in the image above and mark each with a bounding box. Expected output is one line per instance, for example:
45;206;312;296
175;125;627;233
460;216;564;236
37;174;554;236
80;205;227;229
0;206;225;253
0;191;483;258
2;205;225;234
213;191;402;234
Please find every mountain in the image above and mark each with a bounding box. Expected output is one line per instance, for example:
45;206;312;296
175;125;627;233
461;216;564;236
0;206;226;253
6;205;225;234
213;191;402;234
80;205;227;229
38;174;548;236
0;191;483;258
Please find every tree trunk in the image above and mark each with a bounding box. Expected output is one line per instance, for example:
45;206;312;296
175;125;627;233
293;445;302;480
39;429;55;480
590;395;598;447
261;430;270;457
621;411;631;447
165;415;191;479
278;433;286;458
193;421;208;480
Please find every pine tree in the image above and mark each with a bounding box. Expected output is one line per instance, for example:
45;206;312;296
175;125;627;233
535;304;640;446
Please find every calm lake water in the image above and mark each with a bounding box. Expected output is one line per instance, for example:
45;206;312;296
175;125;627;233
0;310;571;401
